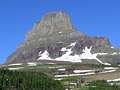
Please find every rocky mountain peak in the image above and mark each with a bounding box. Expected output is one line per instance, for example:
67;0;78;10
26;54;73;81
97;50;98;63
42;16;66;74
6;11;120;65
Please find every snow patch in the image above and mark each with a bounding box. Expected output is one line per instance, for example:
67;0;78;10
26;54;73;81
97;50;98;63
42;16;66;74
69;83;77;86
107;78;120;82
55;78;64;81
38;50;52;60
104;67;118;70
111;46;115;49
38;51;42;55
61;47;67;51
55;74;68;78
73;70;95;73
55;73;95;78
8;63;23;66
69;42;76;47
103;63;111;66
48;63;55;65
111;52;118;55
97;53;108;55
58;32;62;34
58;68;66;71
80;47;98;59
8;67;24;70
100;70;116;74
27;62;37;66
80;47;105;64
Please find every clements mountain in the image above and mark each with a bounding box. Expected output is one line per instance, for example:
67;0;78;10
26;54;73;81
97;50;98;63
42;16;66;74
6;12;120;65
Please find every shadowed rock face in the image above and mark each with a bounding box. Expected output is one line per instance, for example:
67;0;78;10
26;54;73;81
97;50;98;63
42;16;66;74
6;11;120;65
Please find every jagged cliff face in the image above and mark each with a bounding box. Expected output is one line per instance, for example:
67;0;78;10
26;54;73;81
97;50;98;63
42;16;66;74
6;12;120;65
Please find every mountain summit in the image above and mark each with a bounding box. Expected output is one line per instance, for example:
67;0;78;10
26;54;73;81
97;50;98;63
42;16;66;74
31;11;74;34
6;12;120;65
26;11;83;41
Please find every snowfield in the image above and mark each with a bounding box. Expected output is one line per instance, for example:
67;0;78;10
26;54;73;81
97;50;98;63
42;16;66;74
37;42;118;65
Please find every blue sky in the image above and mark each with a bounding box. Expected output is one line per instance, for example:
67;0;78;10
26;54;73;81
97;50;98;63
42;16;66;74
0;0;120;64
